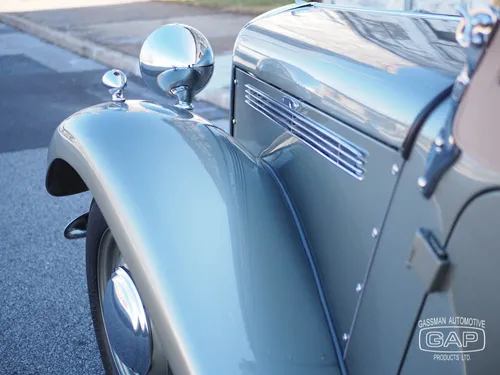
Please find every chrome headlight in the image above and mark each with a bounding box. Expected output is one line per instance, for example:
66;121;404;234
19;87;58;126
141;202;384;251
139;24;214;110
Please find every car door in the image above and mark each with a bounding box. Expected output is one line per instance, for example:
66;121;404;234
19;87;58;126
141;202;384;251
346;12;500;375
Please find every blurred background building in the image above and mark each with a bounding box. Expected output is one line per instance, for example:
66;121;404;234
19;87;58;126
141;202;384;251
320;0;490;13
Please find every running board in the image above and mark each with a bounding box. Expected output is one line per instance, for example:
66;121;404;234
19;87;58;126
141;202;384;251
64;212;88;239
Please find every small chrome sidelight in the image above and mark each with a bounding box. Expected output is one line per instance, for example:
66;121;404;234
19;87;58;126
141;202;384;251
102;69;127;102
103;267;152;375
139;24;214;110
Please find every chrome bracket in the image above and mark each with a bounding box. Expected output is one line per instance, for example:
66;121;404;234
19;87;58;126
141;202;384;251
171;85;194;110
419;5;497;198
407;229;449;293
64;212;88;239
283;96;299;111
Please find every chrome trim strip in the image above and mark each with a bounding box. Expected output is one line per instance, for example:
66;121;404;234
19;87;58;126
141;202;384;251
245;94;364;166
246;85;366;157
245;84;367;180
245;97;365;179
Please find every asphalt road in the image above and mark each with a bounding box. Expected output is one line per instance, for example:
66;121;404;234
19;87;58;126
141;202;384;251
0;24;228;375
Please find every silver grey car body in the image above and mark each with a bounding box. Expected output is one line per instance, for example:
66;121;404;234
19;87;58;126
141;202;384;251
46;2;500;375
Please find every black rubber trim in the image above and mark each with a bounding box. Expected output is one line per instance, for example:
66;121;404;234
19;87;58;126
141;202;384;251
229;66;237;136
400;85;453;160
260;160;348;375
86;200;118;375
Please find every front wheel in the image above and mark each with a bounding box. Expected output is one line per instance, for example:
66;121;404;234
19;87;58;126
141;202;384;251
86;201;167;375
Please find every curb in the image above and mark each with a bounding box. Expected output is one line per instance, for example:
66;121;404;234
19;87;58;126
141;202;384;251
157;0;270;16
0;13;141;76
0;12;230;110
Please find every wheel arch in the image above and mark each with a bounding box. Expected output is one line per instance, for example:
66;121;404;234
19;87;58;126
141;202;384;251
46;100;339;375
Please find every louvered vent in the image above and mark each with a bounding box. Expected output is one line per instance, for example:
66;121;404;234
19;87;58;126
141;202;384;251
245;85;367;180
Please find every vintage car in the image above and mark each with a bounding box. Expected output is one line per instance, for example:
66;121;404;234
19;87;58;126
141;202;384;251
45;1;500;375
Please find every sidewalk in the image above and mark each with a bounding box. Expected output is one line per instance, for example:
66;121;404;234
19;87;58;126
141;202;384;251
0;0;255;109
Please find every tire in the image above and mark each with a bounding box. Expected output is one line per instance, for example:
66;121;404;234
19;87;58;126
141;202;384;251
86;200;118;375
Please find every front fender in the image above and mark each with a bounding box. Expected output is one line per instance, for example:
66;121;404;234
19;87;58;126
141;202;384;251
46;101;338;375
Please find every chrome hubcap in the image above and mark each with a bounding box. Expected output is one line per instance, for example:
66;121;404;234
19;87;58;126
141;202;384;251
103;267;152;375
97;229;152;375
